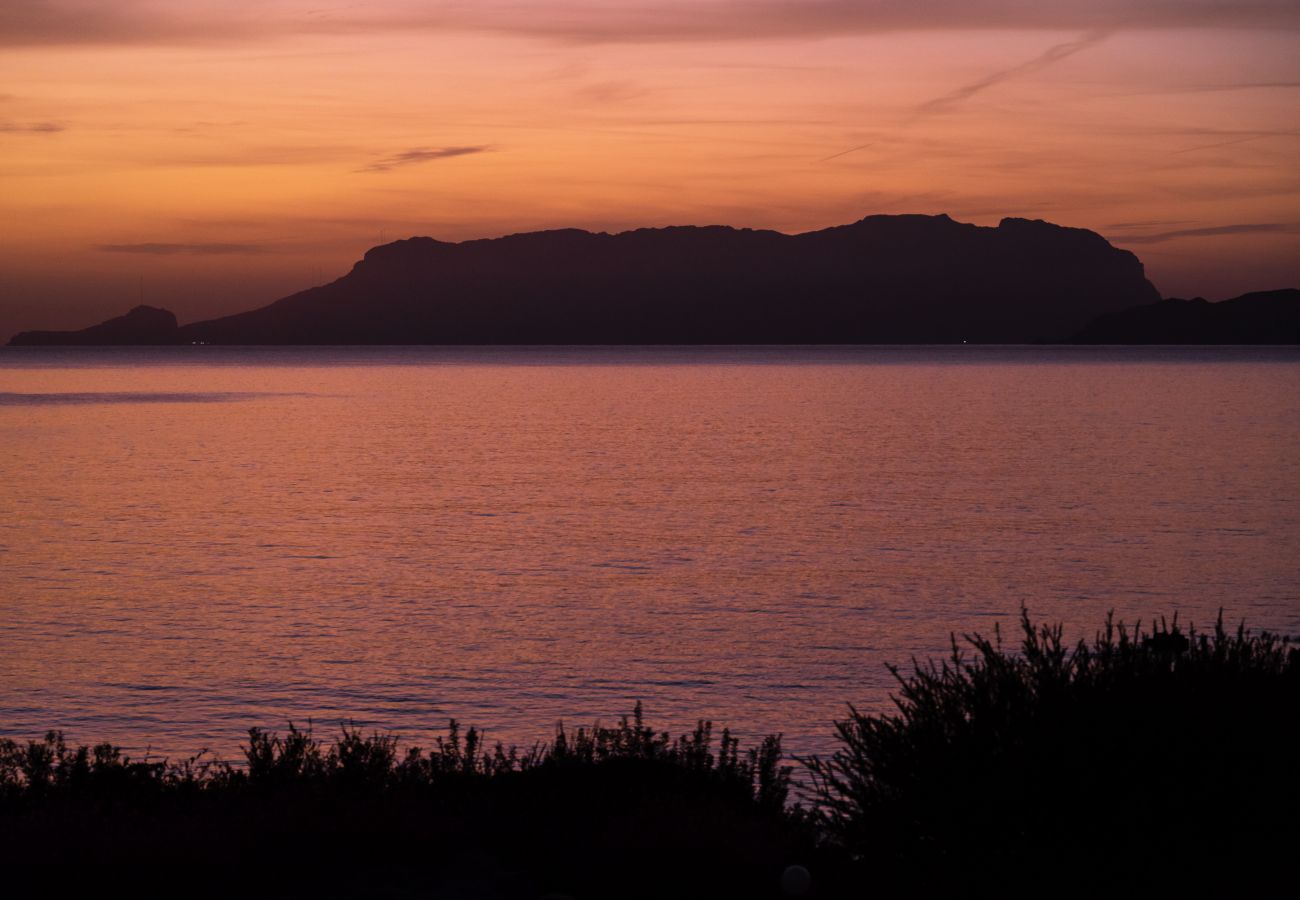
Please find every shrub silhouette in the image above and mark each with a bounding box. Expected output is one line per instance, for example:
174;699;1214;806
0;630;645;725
803;608;1299;896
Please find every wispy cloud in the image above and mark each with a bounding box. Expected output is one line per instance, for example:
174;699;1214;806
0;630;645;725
1173;129;1300;153
360;145;490;173
573;80;649;106
1114;223;1300;244
1129;80;1300;96
1106;219;1194;230
96;242;268;255
4;1;1300;48
339;1;1300;44
0;1;219;47
0;120;64;133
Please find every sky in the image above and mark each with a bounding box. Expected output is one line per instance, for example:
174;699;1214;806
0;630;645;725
1;0;1298;335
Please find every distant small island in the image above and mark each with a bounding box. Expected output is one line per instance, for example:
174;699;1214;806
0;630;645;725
1070;289;1300;344
7;214;1297;346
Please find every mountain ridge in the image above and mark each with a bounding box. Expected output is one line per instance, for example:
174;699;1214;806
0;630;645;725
9;213;1168;345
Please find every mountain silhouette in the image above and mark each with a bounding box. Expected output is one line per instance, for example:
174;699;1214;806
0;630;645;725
10;305;179;346
9;214;1163;345
1070;289;1300;344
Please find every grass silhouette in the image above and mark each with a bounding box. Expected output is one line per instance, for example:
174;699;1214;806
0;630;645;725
0;702;817;897
1;611;1295;897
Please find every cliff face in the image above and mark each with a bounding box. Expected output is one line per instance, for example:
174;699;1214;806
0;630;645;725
9;214;1162;345
1071;289;1300;344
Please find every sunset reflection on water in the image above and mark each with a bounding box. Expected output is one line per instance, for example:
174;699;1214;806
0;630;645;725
1;346;1297;760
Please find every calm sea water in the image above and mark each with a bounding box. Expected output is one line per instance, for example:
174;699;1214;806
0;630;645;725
2;346;1298;761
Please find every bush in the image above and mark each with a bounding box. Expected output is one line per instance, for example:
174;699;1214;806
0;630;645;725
803;609;1299;897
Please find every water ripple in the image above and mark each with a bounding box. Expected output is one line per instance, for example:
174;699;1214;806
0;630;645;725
0;391;309;405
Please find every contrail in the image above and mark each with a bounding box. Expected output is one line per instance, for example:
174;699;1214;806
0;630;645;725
914;28;1113;116
821;29;1113;162
821;141;874;162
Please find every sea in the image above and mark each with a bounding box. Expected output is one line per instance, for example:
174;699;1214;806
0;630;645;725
2;345;1298;762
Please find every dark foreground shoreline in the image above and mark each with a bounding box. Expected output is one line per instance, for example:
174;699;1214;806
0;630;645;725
2;610;1296;899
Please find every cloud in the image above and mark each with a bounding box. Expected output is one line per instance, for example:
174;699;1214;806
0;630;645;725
573;80;649;106
96;242;268;254
382;1;1300;44
1114;223;1300;244
1106;219;1194;229
3;1;1300;48
360;145;490;173
0;120;63;133
1135;81;1300;96
1173;129;1300;153
914;29;1113;115
0;1;214;46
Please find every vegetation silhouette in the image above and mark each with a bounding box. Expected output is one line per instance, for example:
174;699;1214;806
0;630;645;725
0;703;819;897
1;611;1295;897
804;609;1299;897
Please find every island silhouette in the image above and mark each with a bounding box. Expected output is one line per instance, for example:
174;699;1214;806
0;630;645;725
7;213;1296;345
1071;288;1300;344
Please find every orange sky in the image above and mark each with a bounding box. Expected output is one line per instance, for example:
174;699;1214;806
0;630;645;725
2;1;1298;335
